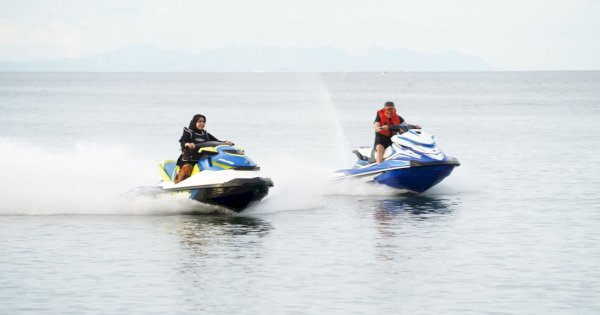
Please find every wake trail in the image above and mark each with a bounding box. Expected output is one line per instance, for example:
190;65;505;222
0;139;222;215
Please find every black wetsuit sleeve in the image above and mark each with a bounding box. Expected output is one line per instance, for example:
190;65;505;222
179;129;190;149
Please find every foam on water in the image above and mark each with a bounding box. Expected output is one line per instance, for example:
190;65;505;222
0;138;382;216
247;154;425;214
0;139;224;215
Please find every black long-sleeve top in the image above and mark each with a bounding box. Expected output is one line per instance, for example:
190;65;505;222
178;127;221;164
178;127;220;149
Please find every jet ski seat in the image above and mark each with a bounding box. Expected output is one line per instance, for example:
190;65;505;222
160;160;201;182
353;147;374;162
159;160;179;181
353;146;394;163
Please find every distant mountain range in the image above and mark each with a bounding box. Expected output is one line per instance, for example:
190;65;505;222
0;44;494;72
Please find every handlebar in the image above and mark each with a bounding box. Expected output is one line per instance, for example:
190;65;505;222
388;124;420;132
194;141;229;148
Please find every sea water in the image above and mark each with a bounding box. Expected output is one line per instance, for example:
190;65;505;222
1;72;599;314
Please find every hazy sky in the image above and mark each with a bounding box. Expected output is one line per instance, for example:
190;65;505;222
0;0;598;70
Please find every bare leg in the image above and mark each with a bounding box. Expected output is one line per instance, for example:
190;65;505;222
375;144;385;163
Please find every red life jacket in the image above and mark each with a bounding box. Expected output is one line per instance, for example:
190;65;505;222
377;108;402;136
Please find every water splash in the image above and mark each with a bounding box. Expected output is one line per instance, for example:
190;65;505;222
0;139;223;215
312;74;352;167
291;73;352;168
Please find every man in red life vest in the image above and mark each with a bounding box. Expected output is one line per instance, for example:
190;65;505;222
373;101;420;163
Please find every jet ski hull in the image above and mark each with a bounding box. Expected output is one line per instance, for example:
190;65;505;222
187;178;273;211
374;164;457;193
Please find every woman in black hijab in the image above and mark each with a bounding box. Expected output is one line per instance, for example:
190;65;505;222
175;114;233;183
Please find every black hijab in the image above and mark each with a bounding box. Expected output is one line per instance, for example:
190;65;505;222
188;114;206;132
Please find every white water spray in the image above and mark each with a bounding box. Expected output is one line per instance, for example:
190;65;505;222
0;139;223;215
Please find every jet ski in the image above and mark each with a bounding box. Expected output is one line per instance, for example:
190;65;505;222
157;141;273;212
333;128;459;193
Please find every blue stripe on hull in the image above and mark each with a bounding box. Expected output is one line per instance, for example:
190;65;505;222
375;165;456;193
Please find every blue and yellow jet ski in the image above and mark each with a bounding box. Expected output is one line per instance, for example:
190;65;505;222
158;141;273;212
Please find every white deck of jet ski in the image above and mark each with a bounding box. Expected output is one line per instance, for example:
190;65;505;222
387;130;446;160
354;131;442;161
331;162;411;180
161;169;269;191
393;130;444;158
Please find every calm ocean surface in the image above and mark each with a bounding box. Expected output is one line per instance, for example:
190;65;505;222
1;72;599;314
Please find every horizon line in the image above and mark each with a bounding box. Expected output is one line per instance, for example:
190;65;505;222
1;70;599;73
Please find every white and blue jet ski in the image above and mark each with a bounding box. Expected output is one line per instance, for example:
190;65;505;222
157;141;273;212
333;129;459;193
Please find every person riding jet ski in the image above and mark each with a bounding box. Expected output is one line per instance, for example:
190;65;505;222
373;101;420;163
175;114;234;183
